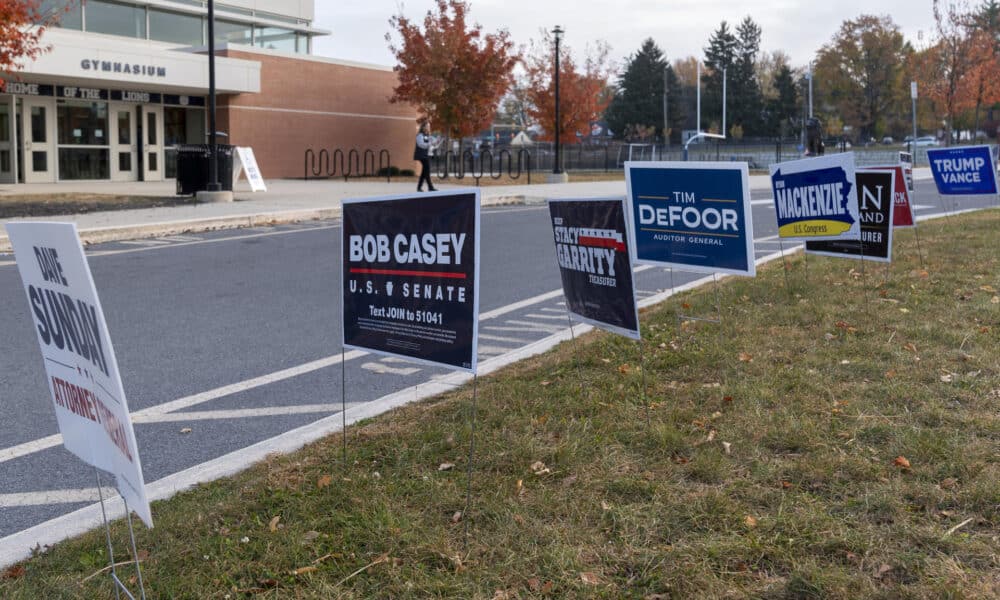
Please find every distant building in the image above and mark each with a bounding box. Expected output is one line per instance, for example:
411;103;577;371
1;1;415;184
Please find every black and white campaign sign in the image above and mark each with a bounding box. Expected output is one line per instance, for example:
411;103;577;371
5;223;153;528
342;191;480;373
548;198;640;340
805;169;896;263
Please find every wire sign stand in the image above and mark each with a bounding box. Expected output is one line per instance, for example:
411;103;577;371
94;469;148;600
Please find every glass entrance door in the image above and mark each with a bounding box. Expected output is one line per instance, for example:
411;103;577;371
0;96;14;184
21;97;55;183
141;104;163;182
110;102;137;181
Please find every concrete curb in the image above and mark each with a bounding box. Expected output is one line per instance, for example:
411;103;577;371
0;194;528;252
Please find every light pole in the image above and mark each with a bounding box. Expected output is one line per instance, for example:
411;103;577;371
911;81;918;165
662;65;668;147
552;25;563;175
207;0;218;191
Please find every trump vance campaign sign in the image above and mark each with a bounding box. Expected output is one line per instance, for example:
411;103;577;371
548;198;640;340
927;145;999;196
770;153;861;242
805;169;896;263
341;190;480;373
625;161;756;276
6;222;153;528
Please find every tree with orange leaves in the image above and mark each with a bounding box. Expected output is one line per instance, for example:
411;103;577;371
386;0;518;143
522;31;614;144
0;0;62;90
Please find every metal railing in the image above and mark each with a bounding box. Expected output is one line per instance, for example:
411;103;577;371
433;148;531;186
304;148;392;181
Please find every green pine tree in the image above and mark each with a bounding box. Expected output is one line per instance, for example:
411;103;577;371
604;38;682;142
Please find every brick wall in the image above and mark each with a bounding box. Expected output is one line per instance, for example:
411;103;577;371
217;50;418;179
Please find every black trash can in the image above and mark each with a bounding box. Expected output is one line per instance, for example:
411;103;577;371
175;144;235;195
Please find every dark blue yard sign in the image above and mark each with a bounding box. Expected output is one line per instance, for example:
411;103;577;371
624;161;756;276
927;145;999;195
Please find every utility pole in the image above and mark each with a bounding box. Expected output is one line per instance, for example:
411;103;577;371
552;25;563;175
911;81;918;166
662;65;669;147
807;64;813;118
696;61;701;133
722;67;727;136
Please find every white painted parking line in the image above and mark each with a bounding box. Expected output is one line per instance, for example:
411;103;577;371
0;488;118;508
118;239;173;246
477;344;515;356
360;362;421;376
478;333;532;344
133;405;341;423
503;319;566;334
523;313;570;321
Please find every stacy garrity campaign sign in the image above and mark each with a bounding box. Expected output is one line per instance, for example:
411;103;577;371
927;145;999;196
548;198;640;340
625;161;756;276
805;169;896;263
342;190;480;373
770;153;861;242
6;222;153;528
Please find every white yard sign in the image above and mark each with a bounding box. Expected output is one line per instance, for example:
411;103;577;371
6;222;153;528
235;146;267;192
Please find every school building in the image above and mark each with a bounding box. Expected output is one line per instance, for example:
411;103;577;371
1;0;416;184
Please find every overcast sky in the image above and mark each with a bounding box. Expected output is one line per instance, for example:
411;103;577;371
311;1;937;70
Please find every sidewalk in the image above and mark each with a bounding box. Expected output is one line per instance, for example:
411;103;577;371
0;170;928;252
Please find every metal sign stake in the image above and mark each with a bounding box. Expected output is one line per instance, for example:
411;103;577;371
341;347;348;469
95;468;122;600
462;374;480;551
777;239;792;295
122;499;148;600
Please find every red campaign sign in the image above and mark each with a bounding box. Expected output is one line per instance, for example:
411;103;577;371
874;165;915;228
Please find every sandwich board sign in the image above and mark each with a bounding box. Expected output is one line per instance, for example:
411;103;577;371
5;222;153;528
234;146;266;192
548;197;640;339
927;145;998;195
769;153;861;242
805;169;896;263
341;190;480;373
624;161;756;276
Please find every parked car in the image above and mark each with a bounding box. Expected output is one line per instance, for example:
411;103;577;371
881;136;894;145
914;136;940;147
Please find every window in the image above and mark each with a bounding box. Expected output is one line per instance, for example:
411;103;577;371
149;9;204;45
215;19;253;46
57;101;109;146
38;0;82;30
86;1;146;38
255;26;296;52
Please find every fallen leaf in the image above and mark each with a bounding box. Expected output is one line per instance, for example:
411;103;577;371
722;441;732;455
824;332;836;341
438;462;455;472
903;343;917;353
541;581;554;593
723;396;733;403
179;427;192;434
302;531;321;542
317;475;333;489
992;296;999;304
292;566;317;576
744;515;758;528
781;481;792;489
451;511;463;524
601;358;611;364
561;474;577;487
618;364;631;374
893;456;911;470
539;380;551;387
981;285;997;293
536;414;549;426
940;374;954;383
738;352;753;362
885;369;897;379
530;461;550;475
681;302;691;310
3;565;25;580
580;572;601;585
512;514;525;525
706;429;717;442
527;578;541;592
940;477;958;490
875;563;893;579
258;578;278;588
268;516;280;532
899;307;911;313
601;500;612;511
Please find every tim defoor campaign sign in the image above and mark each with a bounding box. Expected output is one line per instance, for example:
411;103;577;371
624;161;756;276
341;191;480;372
770;153;861;242
927;145;999;195
6;222;153;528
548;198;640;339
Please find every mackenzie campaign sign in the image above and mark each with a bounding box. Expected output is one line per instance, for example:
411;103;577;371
770;153;861;242
927;145;999;195
6;222;153;528
624;161;756;276
548;198;640;340
341;191;480;373
805;169;896;263
873;164;915;228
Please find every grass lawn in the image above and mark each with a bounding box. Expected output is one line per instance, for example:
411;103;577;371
2;210;998;599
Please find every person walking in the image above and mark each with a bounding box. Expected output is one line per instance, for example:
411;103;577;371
414;122;436;192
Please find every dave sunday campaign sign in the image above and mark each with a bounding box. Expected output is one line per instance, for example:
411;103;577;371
548;198;640;340
341;191;480;373
6;222;152;528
